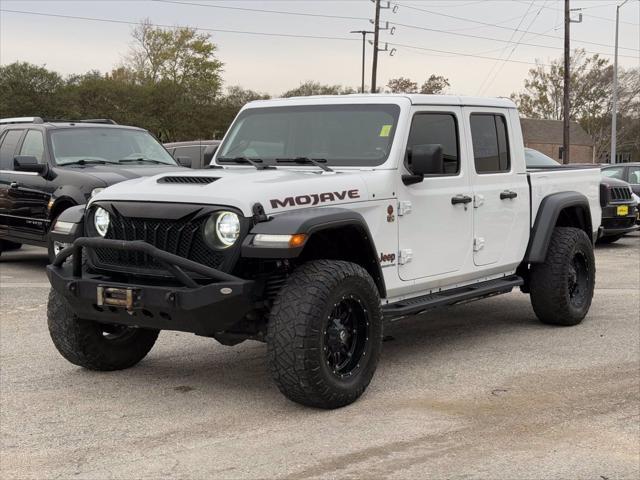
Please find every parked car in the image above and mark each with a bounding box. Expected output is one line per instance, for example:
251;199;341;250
598;176;639;243
601;162;640;196
164;140;220;169
48;95;602;409
524;148;638;242
0;117;184;260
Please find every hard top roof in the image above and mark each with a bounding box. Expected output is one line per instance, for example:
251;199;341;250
246;93;516;109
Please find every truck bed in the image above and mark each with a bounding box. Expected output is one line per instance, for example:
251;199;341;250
528;166;602;231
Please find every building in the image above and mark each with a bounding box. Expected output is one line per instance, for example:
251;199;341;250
520;118;595;164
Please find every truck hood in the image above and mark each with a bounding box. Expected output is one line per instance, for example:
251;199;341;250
57;164;187;186
90;168;375;216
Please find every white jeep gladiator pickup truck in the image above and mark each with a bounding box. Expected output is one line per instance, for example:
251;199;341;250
47;95;602;409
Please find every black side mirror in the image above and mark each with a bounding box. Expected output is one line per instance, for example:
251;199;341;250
403;144;444;185
14;156;48;175
176;156;192;168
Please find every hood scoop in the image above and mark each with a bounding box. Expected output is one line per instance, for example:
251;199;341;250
157;176;218;185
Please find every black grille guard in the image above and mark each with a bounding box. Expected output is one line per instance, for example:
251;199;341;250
53;237;242;288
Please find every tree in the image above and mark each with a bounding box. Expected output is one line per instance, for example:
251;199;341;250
386;75;450;94
420;75;450;94
282;81;354;97
386;77;418;93
0;62;66;118
126;20;223;100
511;49;639;161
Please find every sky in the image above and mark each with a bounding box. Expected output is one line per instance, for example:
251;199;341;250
1;0;638;98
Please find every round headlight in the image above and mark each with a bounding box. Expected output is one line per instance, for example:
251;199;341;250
93;207;110;237
204;211;240;248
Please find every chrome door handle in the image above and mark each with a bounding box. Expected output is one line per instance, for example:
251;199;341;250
500;190;518;200
10;182;19;189
451;194;472;205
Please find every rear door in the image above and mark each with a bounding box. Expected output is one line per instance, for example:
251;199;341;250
464;109;529;269
11;129;52;239
0;128;26;238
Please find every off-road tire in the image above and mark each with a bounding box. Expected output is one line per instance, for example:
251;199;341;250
529;227;595;326
47;289;159;371
267;260;383;409
597;234;623;245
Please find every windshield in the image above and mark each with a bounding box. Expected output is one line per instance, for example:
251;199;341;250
525;148;560;168
51;128;176;166
217;104;401;167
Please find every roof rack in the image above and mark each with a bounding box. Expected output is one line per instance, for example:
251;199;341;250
0;117;44;125
0;117;117;125
43;118;118;125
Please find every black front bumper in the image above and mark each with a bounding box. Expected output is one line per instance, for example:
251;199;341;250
47;238;256;335
601;204;639;236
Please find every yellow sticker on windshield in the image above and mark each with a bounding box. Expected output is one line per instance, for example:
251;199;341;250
380;124;392;137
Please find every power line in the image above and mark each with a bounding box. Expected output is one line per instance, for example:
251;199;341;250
153;0;369;21
0;9;361;42
480;0;549;95
512;0;638;26
476;0;536;95
385;40;552;67
393;2;639;51
388;18;637;59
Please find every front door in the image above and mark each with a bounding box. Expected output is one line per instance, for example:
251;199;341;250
398;107;474;281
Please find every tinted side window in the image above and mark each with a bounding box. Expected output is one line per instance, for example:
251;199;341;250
628;166;640;184
406;113;459;174
470;114;510;173
20;130;45;163
0;129;25;170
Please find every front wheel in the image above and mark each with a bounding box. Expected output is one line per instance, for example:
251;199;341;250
529;227;595;326
267;260;383;409
47;289;159;371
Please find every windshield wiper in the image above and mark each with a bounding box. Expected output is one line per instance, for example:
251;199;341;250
217;156;275;170
275;157;333;172
118;158;165;164
62;159;119;166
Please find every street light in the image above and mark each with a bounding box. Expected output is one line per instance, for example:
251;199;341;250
610;0;630;164
350;30;374;93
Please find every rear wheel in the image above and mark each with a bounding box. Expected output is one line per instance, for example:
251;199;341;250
529;227;595;326
267;260;383;409
47;289;159;371
0;240;22;256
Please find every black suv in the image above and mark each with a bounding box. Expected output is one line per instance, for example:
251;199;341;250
163;140;220;169
0;117;184;260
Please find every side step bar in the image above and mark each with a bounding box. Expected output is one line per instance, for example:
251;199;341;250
383;275;524;320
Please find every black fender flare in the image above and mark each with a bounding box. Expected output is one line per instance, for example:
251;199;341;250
525;191;593;263
242;207;385;295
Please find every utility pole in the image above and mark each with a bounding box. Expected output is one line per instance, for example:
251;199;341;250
563;0;571;164
611;0;629;164
371;0;381;93
351;30;374;93
562;1;582;165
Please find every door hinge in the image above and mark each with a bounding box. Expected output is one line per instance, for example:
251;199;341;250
399;249;413;265
398;201;412;216
474;194;485;208
473;237;485;252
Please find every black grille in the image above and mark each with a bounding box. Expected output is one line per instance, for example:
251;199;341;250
609;186;632;202
158;176;218;184
93;212;226;273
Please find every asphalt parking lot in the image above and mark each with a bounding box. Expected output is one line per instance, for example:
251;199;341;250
1;232;639;479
